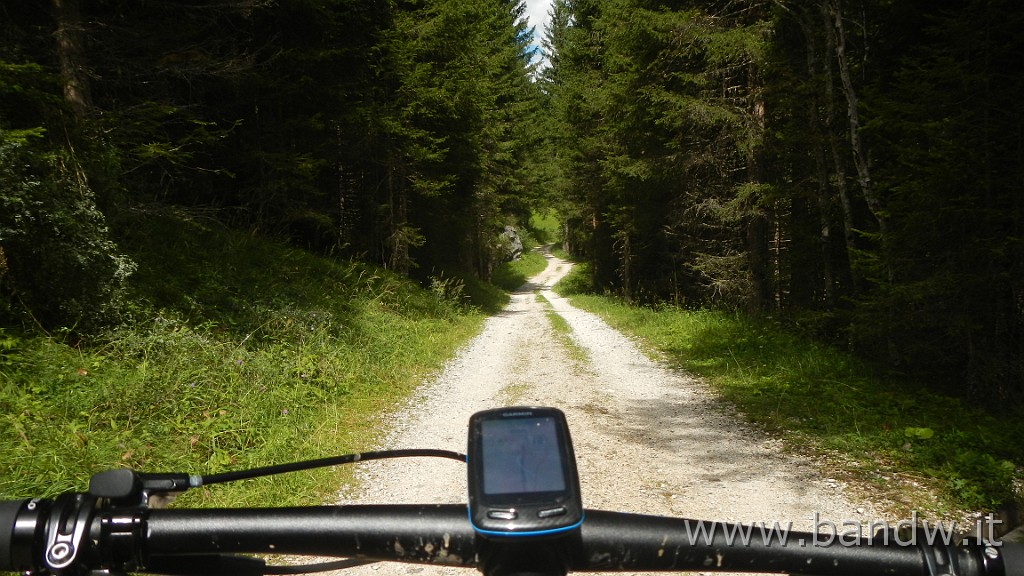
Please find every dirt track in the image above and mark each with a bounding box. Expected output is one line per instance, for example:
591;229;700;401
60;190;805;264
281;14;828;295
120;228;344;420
333;250;877;575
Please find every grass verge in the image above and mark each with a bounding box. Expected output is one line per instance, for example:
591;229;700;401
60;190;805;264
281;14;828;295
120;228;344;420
537;294;589;366
491;250;548;292
0;211;483;507
554;263;1023;519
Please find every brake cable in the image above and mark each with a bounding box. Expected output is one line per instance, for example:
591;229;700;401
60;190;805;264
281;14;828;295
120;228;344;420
203;449;467;486
89;449;467;502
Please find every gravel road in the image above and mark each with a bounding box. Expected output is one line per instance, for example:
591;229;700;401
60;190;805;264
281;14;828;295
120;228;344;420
333;250;878;575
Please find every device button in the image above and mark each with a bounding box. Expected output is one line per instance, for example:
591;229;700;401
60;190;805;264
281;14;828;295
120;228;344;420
537;506;567;518
487;509;518;520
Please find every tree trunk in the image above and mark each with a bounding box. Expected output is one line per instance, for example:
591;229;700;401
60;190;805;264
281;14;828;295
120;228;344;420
619;231;633;304
385;149;411;275
810;87;837;306
814;3;858;300
390;177;411;275
52;0;92;118
746;64;772;312
828;0;884;234
828;0;899;361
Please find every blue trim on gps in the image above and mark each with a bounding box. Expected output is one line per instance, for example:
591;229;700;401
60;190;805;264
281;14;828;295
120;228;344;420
467;508;585;538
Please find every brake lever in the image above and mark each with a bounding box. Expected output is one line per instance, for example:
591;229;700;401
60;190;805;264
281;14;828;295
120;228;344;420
89;469;197;508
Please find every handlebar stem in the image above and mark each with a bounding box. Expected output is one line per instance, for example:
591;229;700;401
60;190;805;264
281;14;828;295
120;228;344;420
477;538;572;576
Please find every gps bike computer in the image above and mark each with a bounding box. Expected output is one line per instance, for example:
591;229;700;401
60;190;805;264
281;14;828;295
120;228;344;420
466;407;583;538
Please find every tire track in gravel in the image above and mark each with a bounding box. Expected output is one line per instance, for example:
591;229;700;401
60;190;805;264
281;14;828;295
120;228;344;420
332;249;877;576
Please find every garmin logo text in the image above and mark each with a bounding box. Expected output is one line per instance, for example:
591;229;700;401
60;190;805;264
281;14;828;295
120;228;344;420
501;410;534;417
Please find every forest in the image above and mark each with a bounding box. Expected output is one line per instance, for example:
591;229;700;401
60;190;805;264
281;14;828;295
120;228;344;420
1;0;1022;413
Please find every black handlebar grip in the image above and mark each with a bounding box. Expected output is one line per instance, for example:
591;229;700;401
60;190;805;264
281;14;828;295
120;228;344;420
0;500;28;571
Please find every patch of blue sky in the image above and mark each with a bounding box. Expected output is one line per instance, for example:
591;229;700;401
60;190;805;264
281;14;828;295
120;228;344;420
523;0;553;69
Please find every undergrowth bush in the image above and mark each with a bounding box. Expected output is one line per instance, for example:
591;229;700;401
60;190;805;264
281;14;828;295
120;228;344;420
0;213;483;506
0;134;135;332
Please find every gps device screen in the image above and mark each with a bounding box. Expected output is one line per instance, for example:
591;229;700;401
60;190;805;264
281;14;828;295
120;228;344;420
467;407;583;538
481;416;566;494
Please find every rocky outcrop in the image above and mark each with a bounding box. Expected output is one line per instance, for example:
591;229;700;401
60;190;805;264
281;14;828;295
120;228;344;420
499;225;523;261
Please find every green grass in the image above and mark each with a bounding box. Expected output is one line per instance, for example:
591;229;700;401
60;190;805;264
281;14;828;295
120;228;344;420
526;208;561;245
0;211;484;506
554;263;1023;517
491;250;548;291
452;273;510;315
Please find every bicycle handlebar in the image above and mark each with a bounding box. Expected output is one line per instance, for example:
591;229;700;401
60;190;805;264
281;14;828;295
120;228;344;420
3;496;1022;576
